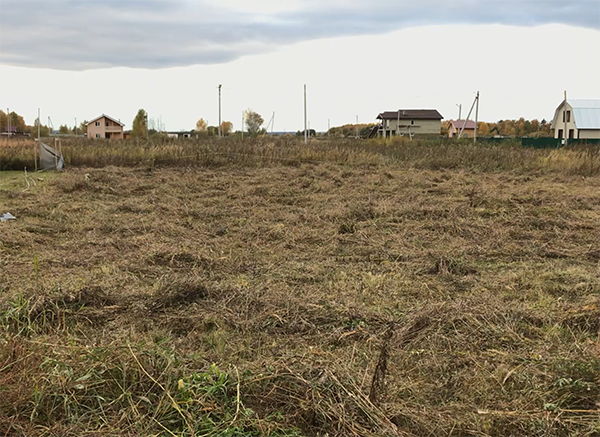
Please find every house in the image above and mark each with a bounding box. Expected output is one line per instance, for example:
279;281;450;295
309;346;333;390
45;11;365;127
551;99;600;141
166;131;193;139
375;110;443;138
1;126;29;138
447;119;476;138
1;126;17;136
87;114;125;139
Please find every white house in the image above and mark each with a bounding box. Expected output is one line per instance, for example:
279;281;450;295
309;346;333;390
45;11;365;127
551;99;600;141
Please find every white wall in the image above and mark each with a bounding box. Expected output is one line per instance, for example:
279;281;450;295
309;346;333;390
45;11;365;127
553;102;578;139
579;129;600;139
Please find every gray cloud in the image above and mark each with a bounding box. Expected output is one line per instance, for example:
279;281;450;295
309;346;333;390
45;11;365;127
0;0;598;70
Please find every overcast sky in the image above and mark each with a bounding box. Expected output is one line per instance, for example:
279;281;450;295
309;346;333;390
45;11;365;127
1;0;599;131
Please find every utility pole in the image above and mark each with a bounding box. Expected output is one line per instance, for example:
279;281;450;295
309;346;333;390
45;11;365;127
474;92;479;144
218;84;222;138
304;84;308;145
397;110;400;137
6;108;10;136
75;117;77;135
241;110;244;141
146;112;149;139
328;118;330;137
456;104;462;120
272;111;275;134
355;115;359;138
37;108;40;139
563;90;567;145
457;94;478;139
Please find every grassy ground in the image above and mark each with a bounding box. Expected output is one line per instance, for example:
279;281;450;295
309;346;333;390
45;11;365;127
1;157;599;435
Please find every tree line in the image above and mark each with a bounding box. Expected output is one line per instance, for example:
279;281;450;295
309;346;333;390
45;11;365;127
1;108;554;139
129;108;266;138
327;118;554;138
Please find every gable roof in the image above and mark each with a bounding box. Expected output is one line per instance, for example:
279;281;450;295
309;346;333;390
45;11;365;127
87;114;125;127
449;119;476;130
551;99;600;130
377;109;443;120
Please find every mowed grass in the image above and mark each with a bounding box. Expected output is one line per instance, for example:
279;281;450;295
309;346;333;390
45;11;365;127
1;161;599;436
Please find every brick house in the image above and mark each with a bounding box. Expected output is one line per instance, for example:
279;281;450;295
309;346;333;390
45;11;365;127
87;114;125;139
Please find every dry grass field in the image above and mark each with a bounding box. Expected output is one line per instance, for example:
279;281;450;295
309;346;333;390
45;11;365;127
1;139;599;436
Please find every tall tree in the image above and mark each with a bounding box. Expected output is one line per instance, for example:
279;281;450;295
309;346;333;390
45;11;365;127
9;112;26;132
58;125;70;134
220;121;233;136
77;120;88;135
244;109;263;135
31;118;50;137
132;109;148;138
0;110;6;132
196;118;208;132
1;110;26;132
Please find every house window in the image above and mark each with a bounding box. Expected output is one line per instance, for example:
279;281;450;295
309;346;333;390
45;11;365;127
563;110;571;123
557;129;563;139
106;122;109;127
569;129;574;139
95;121;100;126
411;120;414;125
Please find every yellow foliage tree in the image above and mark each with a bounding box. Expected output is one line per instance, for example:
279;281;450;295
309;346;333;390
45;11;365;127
196;118;208;132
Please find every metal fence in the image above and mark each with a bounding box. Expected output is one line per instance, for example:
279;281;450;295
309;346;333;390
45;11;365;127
521;137;600;148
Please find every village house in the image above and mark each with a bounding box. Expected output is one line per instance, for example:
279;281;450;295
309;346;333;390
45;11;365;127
166;131;193;139
551;99;600;141
87;114;125;139
375;109;443;138
447;119;476;138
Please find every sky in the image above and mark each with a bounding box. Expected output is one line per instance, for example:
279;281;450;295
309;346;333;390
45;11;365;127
0;0;599;131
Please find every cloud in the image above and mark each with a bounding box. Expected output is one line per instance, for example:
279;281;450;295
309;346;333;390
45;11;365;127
0;0;598;70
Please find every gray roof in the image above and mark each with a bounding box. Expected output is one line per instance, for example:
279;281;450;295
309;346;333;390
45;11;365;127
552;99;600;130
570;100;600;130
377;110;443;120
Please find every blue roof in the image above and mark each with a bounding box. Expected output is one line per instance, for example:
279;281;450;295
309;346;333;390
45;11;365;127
570;100;600;130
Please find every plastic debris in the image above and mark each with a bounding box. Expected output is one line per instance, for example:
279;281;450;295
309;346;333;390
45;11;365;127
0;213;16;222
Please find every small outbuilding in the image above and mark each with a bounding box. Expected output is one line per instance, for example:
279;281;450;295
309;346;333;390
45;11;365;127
447;119;476;138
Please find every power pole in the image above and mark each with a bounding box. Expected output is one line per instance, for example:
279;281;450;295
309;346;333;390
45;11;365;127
457;95;477;139
456;103;462;120
218;84;222;138
328;118;330;137
304;84;308;144
563;90;567;145
75;117;77;135
241;110;244;141
355;115;359;138
474;92;479;144
37;108;40;139
6;108;10;136
272;111;275;134
146;112;149;139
